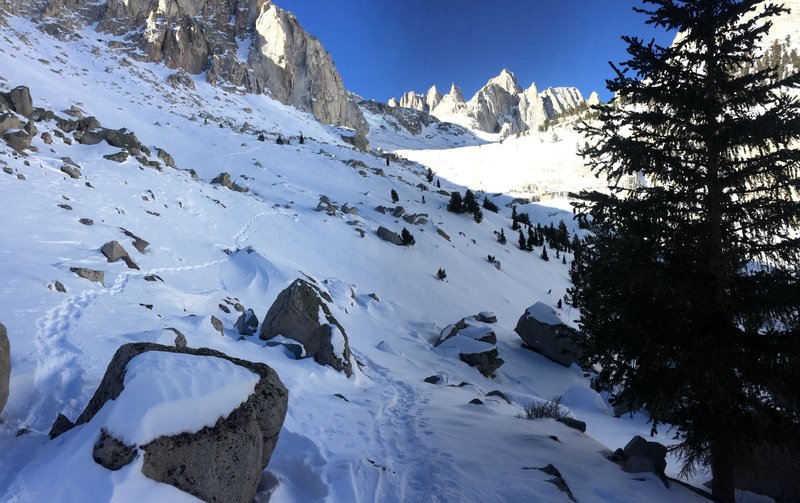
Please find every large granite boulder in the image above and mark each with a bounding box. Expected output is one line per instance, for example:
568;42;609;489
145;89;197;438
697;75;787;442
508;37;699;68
260;279;353;376
6;86;33;116
621;436;667;477
515;302;584;367
0;323;9;415
57;342;288;503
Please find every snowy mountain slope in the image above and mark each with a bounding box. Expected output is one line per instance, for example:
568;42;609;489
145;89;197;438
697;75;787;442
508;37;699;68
0;14;713;503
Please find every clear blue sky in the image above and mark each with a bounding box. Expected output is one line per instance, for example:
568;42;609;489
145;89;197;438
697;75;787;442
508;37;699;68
276;0;676;103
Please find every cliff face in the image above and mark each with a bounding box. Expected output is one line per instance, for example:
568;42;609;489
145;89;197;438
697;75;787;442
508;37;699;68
393;69;588;134
8;0;367;134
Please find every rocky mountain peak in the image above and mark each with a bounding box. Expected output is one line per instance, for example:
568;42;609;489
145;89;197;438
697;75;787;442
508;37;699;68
484;69;522;95
426;85;443;110
448;83;466;103
12;0;368;135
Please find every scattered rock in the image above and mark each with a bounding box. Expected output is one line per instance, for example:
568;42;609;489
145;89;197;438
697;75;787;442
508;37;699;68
103;150;129;163
100;240;139;270
556;417;587;432
376;226;404;246
53;280;66;293
536;464;576;502
436;315;497;346
235;309;259;336
58;203;72;210
93;429;138;471
486;390;511;404
48;413;74;439
476;311;498;324
79;218;94;225
4;130;31;151
436;227;451;242
469;398;484;405
105;129;140;150
515;302;584;367
69;267;104;284
459;349;504;378
7;86;33;116
260;279;353;376
120;228;149;253
437;315;505;377
59;164;81;178
143;274;163;282
340;132;369;152
0;323;9;415
211;172;233;188
424;375;441;384
210;315;224;335
0;113;21;135
620;435;667;477
41;131;53;144
76;128;109;145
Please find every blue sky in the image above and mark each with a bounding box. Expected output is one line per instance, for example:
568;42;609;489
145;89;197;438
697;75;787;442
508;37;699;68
276;0;676;103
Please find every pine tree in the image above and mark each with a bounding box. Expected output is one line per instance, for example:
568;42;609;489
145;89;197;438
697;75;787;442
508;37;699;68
463;190;478;213
299;132;305;144
574;2;800;501
472;207;483;223
540;246;548;261
482;196;499;213
518;229;526;251
447;191;464;213
436;268;447;280
391;189;399;203
436;179;441;188
526;227;535;251
425;167;434;183
497;228;507;245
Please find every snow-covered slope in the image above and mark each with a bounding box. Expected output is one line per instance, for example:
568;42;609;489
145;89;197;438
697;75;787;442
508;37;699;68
0;14;711;503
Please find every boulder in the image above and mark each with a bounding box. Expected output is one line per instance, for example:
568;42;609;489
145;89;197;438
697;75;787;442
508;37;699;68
63;342;288;503
340;132;369;151
100;241;139;270
156;148;176;169
103;150;129;163
514;302;584;367
211;172;233;189
210;315;224;335
622;436;667;476
8;86;33;116
0;113;21;135
259;279;353;376
0;323;9;414
69;267;104;284
60;165;81;179
459;347;504;378
235;309;259;336
4;130;31;151
437;329;504;378
376;226;404;246
76;128;109;145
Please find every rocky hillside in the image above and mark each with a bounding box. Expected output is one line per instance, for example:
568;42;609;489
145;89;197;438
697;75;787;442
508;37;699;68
394;69;591;135
0;0;367;135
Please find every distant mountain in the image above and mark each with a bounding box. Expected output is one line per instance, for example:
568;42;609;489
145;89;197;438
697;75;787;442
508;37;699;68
0;0;368;134
394;69;592;134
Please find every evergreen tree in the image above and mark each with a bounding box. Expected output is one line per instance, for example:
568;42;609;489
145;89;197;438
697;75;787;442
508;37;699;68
299;132;305;144
511;219;520;231
497;228;507;245
511;204;517;222
527;227;535;251
540;246;548;261
574;2;800;501
472;207;484;224
391;189;399;203
518;229;526;251
463;190;478;213
436;267;447;280
436;179;441;188
425;167;434;183
447;191;464;213
482;196;499;213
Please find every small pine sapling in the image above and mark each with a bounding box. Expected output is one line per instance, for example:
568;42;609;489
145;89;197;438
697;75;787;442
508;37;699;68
436;268;447;280
541;247;549;261
518;230;526;250
401;227;415;246
391;189;399;203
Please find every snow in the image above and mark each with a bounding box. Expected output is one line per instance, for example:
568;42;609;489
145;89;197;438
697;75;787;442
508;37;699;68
106;352;259;445
526;301;565;326
0;14;716;503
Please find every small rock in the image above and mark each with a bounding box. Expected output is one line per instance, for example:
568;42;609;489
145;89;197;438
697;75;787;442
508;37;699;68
235;309;259;336
4;130;31;151
210;315;224;335
436;227;451;242
143;274;163;282
49;413;74;439
174;332;187;348
103;151;129;163
69;267;104;284
79;218;94;225
424;375;440;384
93;429;138;471
469;398;484;405
556;417;587;432
60;165;81;179
376;226;403;246
41;131;53;144
53;280;66;293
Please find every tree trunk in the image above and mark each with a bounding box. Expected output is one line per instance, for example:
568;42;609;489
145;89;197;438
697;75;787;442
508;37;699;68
711;439;736;503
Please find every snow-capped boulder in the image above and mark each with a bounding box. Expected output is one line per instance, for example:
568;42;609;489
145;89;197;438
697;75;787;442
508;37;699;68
50;342;287;502
514;302;584;367
436;315;504;377
0;323;9;415
260;279;353;376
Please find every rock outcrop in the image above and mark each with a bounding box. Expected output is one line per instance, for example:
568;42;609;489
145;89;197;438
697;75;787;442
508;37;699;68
260;279;353;376
18;0;367;134
0;323;9;415
393;69;590;133
514;302;584;367
59;342;288;503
